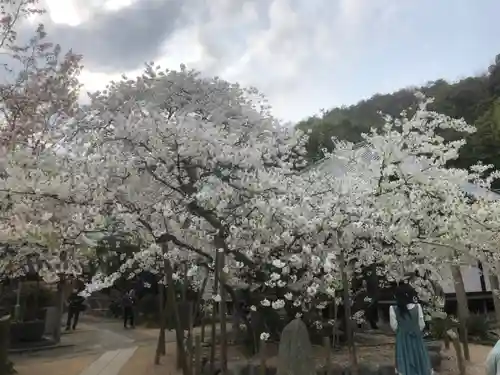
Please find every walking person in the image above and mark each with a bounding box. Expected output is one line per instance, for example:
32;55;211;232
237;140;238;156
122;289;136;329
66;287;85;330
390;284;432;375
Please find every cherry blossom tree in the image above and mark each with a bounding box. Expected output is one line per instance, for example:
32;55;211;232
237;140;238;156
0;4;497;375
3;37;500;371
0;0;85;279
0;0;82;152
0;0;84;350
53;63;310;371
311;97;500;361
67;78;500;367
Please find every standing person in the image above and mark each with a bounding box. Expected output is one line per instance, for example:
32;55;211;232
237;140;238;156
122;289;136;329
486;339;500;375
66;287;85;331
361;279;379;330
365;265;380;330
389;284;432;375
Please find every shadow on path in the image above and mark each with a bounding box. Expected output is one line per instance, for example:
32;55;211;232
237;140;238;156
12;314;159;361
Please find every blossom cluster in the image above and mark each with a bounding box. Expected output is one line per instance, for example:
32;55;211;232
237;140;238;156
0;52;498;323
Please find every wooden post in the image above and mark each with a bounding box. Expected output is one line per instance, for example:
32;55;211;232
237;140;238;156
154;280;166;364
195;275;209;343
219;253;228;374
163;244;189;375
443;322;450;350
0;314;14;375
331;301;338;349
53;275;65;343
209;251;220;375
323;337;332;375
200;314;206;343
13;280;22;322
259;338;267;375
186;302;194;375
194;336;202;375
450;264;470;361
340;251;358;374
447;329;466;375
182;262;188;302
488;266;500;324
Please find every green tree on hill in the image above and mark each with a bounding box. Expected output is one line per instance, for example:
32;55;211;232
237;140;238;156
298;54;500;187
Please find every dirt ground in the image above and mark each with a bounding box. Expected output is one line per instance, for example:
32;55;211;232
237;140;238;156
14;354;99;375
120;341;493;375
118;343;188;375
439;344;490;375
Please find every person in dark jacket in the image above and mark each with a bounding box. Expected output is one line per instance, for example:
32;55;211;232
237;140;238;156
122;289;136;328
66;287;85;330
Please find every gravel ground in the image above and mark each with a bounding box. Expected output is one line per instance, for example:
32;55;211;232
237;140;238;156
439;344;491;375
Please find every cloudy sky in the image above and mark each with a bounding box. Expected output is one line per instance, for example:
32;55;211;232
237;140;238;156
34;0;500;123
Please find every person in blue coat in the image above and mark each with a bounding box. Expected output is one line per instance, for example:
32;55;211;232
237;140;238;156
389;284;432;375
486;339;500;375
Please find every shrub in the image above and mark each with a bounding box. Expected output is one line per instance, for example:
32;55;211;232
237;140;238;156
429;313;492;341
428;316;453;340
466;313;491;339
0;281;55;321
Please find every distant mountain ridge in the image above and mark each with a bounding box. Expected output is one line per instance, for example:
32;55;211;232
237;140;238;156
297;54;500;189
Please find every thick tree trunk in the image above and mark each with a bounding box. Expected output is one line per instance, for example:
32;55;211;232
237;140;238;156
193;272;209;346
447;329;466;375
209;251;221;375
339;251;358;375
154;282;166;364
14;280;22;321
179;263;191;371
200;315;206;343
53;276;65;343
219;253;228;374
332;301;339;348
450;264;470;361
0;314;14;375
162;245;189;375
194;275;209;326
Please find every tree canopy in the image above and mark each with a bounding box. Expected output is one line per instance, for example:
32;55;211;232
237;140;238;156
297;53;500;190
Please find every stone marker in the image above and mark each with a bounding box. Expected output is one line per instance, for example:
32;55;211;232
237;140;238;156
277;318;315;375
44;306;59;337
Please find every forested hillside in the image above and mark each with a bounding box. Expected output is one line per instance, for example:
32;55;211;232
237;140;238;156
297;54;500;182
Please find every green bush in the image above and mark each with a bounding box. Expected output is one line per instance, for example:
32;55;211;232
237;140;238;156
0;282;56;321
467;313;491;339
428;313;492;341
428;316;453;340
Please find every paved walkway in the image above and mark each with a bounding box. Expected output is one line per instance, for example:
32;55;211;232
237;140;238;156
15;354;99;375
12;315;155;361
79;347;138;375
11;315;225;375
117;343;179;375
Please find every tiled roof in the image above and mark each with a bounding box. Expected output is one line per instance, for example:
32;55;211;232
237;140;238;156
311;145;500;201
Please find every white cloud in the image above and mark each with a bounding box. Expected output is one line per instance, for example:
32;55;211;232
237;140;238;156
45;0;83;26
54;0;404;122
44;0;139;25
104;0;137;11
